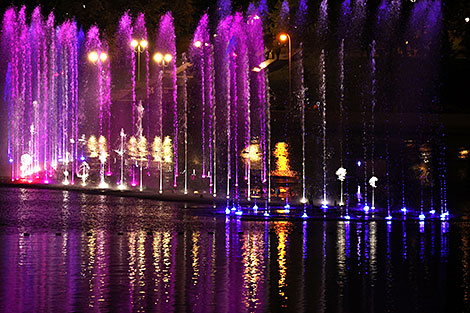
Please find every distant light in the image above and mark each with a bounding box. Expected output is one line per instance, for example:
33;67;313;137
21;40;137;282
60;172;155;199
429;210;436;214
302;212;309;218
253;204;258;210
225;207;231;214
130;40;138;48
88;51;99;63
419;214;425;220
300;197;308;204
153;53;163;63
263;211;270;217
401;207;408;213
344;215;351;220
231;206;236;211
9;158;13;163
279;33;288;42
140;40;148;48
235;210;243;216
405;40;409;45
194;40;202;48
357;161;361;167
253;15;260;20
284;203;290;210
80;156;85;161
252;67;261;72
99;52;108;62
364;204;370;212
164;54;172;63
385;215;392;220
466;17;470;23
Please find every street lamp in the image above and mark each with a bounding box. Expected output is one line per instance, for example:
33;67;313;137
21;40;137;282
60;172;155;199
153;51;173;193
88;51;108;64
131;39;148;81
278;33;291;104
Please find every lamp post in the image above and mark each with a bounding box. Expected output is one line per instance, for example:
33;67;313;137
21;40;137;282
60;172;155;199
131;39;148;81
279;33;292;103
88;50;109;188
153;52;173;194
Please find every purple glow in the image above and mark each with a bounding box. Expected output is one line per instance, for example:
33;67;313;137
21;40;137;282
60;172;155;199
156;12;178;188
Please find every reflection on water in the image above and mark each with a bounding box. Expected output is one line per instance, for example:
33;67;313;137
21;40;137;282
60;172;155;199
0;188;469;312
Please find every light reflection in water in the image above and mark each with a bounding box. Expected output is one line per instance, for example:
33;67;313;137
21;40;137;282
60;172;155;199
461;223;470;311
241;227;265;311
420;222;425;262
0;188;467;313
441;222;448;261
274;221;290;308
403;222;407;260
370;221;377;285
337;221;347;311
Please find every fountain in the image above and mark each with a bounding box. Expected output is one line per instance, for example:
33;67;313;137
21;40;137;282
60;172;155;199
0;1;449;221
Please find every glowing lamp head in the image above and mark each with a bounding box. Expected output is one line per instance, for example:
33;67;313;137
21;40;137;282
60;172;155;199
194;40;202;48
279;33;288;42
140;40;148;48
99;52;108;62
153;52;163;63
164;53;172;63
130;39;138;48
88;51;99;63
466;17;470;23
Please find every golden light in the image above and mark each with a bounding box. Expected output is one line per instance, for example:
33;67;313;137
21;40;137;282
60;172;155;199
252;67;261;72
99;52;108;62
153;52;163;63
164;53;172;63
279;33;288;42
271;142;295;177
130;39;138;48
88;51;99;63
194;40;202;48
87;135;98;157
459;149;469;159
140;40;148;48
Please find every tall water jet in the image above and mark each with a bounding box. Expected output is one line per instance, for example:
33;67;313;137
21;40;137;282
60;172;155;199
180;53;188;194
191;14;214;191
247;6;266;201
319;50;328;208
156;12;178;190
370;40;377;210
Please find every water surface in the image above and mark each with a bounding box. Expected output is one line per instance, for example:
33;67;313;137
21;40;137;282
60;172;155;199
0;188;468;312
